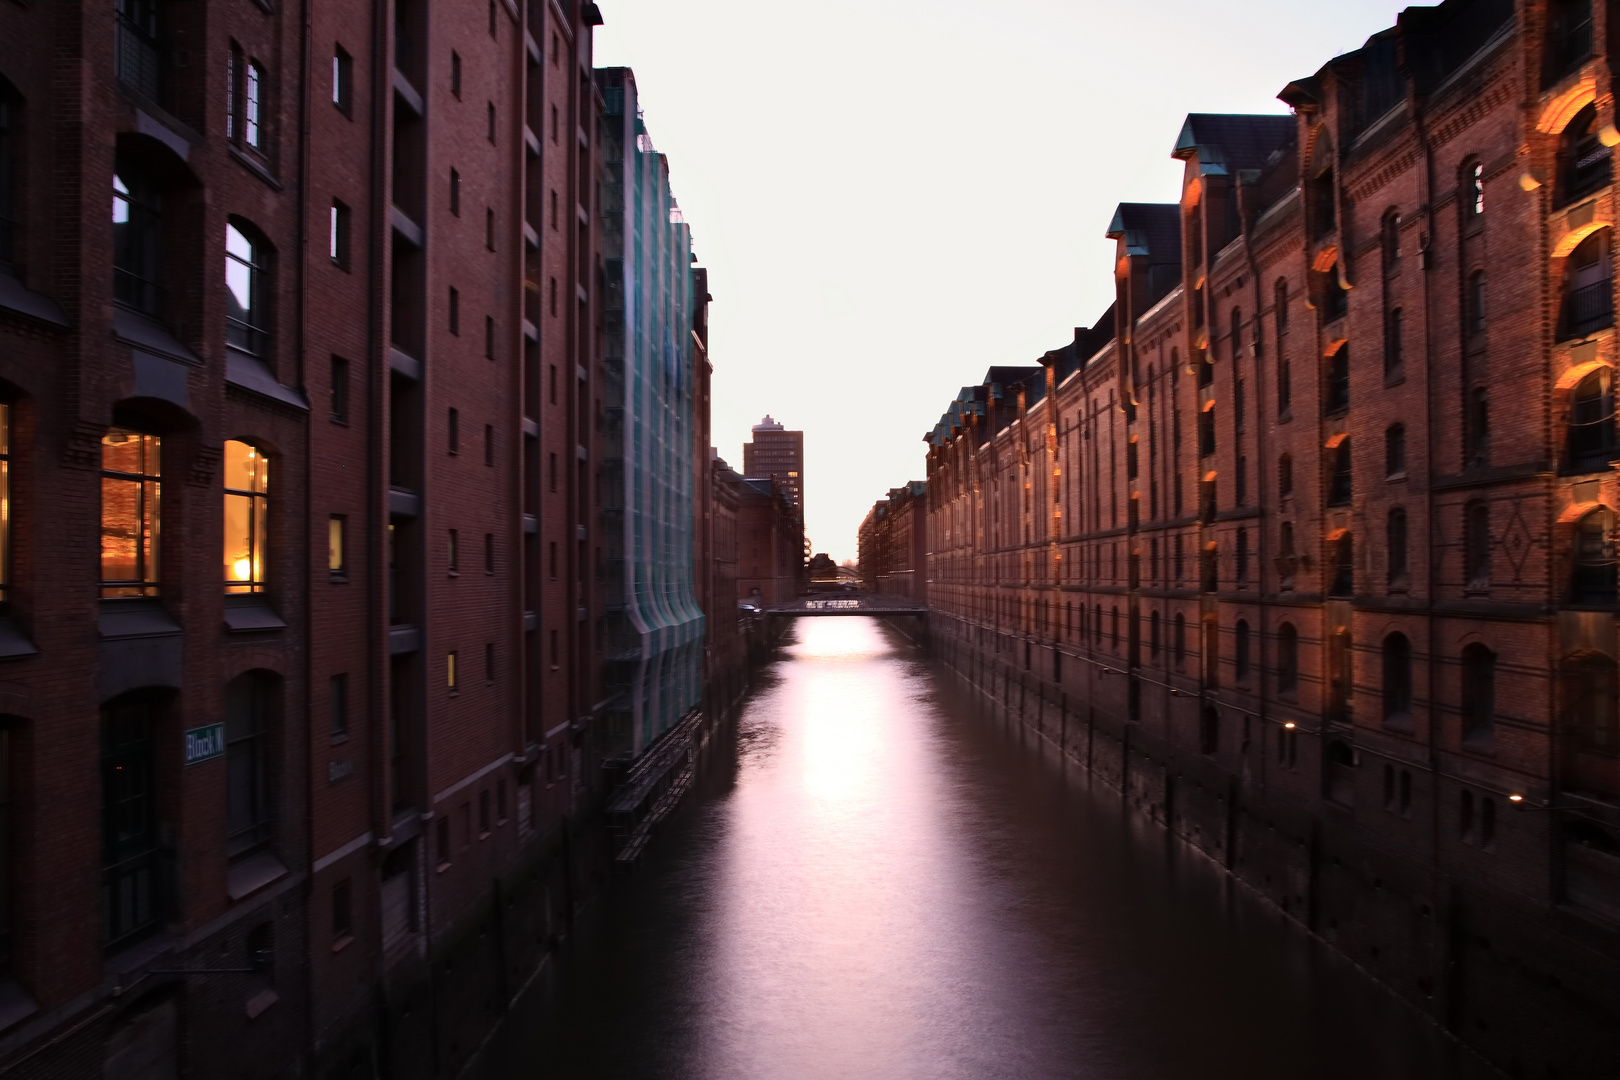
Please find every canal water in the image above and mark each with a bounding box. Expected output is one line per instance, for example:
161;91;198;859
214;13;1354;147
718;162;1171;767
473;617;1500;1080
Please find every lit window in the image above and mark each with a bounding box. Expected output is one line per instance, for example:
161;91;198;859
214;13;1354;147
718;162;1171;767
226;223;268;355
0;404;9;604
101;428;161;597
223;440;269;593
329;201;349;267
447;651;458;690
328;515;345;577
332;46;352;112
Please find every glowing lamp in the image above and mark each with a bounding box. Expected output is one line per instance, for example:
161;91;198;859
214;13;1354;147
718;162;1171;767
1508;794;1524;803
233;557;252;581
1283;721;1296;730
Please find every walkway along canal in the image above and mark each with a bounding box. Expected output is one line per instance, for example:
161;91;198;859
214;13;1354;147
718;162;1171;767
471;616;1500;1079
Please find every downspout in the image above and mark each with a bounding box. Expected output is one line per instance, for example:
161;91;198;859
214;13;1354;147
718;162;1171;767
1240;167;1272;797
295;0;315;1072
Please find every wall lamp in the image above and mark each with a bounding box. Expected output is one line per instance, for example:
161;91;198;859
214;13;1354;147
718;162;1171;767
1507;794;1586;812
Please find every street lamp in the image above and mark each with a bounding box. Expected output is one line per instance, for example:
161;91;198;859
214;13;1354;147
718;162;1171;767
1507;793;1588;811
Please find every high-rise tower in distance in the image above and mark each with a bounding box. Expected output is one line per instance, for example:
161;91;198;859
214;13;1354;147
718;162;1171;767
742;415;804;513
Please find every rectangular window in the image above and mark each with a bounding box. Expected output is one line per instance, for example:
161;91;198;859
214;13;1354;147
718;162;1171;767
548;540;557;579
485;315;495;359
330;201;350;267
486;207;495;250
487;102;496;143
548;452;557;492
449;168;460;216
489;0;498;36
225;674;272;859
101;429;162;597
332;879;353;940
331;355;349;422
0;724;10;973
330;673;349;738
244;61;264;149
549;364;557;404
0;405;9;604
447;651;458;691
484;533;494;574
450;51;461;98
448;407;459;454
484;643;494;682
113;165;163;314
223;440;269;594
479;790;491;836
448;287;460;335
333;45;352;113
227;44;241;141
448;528;459;573
484;424;494;466
328;515;346;576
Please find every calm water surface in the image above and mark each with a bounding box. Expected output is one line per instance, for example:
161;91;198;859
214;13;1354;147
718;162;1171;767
475;617;1499;1080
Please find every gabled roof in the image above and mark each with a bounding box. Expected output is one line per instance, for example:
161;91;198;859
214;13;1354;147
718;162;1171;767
1172;114;1296;175
1106;203;1181;261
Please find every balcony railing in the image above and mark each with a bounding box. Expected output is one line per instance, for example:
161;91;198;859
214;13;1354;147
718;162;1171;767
1560;279;1614;342
1565;144;1612;203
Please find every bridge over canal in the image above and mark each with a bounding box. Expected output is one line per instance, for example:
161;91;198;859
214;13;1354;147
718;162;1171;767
762;592;928;619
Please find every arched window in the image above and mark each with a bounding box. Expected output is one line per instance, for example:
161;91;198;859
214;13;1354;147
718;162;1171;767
1381;209;1401;272
1274;278;1289;339
1325;345;1349;412
1384;307;1403;376
1385;424;1406;476
101;691;173;949
1173;612;1186;665
1461;159;1484;219
1279;521;1297;590
1330;532;1354;597
113;164;163;315
1465;385;1490;467
226;221;270;356
1466;270;1487;335
1570;508;1617;602
1200;706;1220;756
1560;228;1614;342
1150;609;1161;657
1464;500;1491;590
1558;101;1608;205
1560;652;1618;799
1277;623;1299;694
1568;366;1617;468
1278;356;1292;416
1382;632;1412;721
1278;452;1293;496
226;672;279;862
1325;740;1356;806
1327;439;1352;506
1387;507;1409;590
1230;307;1243;358
1461;643;1496;742
223;440;270;594
1201;616;1219;688
1235;620;1251;683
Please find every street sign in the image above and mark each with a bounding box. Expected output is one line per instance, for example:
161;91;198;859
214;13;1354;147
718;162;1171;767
184;723;226;765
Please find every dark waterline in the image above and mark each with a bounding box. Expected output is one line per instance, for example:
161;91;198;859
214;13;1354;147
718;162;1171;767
473;618;1500;1080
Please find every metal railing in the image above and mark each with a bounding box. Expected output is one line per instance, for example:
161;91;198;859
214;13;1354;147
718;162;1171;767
1561;279;1614;341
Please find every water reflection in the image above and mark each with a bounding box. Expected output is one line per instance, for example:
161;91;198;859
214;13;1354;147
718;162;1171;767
475;618;1499;1080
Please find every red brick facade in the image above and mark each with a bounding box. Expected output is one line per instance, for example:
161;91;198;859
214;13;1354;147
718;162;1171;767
923;3;1619;1075
0;1;654;1077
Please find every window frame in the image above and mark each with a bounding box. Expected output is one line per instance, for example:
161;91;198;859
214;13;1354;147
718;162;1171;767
223;439;270;595
100;428;162;599
225;221;270;357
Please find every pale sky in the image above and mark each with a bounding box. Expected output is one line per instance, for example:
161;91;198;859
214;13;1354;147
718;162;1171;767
595;0;1408;563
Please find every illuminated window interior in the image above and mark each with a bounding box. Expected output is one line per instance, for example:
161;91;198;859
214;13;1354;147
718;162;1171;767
223;439;269;593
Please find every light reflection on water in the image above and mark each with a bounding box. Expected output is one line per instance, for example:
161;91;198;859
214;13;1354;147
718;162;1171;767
475;617;1500;1080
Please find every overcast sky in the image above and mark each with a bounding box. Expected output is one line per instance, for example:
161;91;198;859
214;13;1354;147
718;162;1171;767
595;0;1407;563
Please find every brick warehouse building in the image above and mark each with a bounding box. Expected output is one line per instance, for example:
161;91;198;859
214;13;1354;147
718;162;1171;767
920;1;1619;1075
0;0;747;1077
857;481;928;603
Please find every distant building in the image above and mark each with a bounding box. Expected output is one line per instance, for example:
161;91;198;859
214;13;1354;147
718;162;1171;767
735;477;805;606
742;415;805;513
858;482;927;603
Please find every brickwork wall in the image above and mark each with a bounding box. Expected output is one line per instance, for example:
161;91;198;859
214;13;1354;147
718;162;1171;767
920;4;1620;1076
